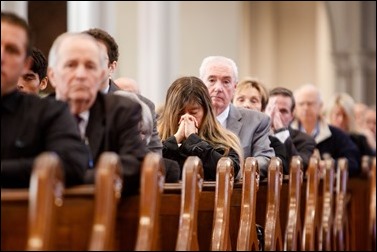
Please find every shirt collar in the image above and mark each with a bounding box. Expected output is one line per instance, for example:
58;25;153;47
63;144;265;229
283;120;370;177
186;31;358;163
216;105;230;128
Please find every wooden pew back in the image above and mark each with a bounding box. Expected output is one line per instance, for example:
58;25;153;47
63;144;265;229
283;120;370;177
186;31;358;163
211;157;234;251
264;157;283;251
302;155;320;250
236;157;260;251
175;156;204;251
284;156;303;251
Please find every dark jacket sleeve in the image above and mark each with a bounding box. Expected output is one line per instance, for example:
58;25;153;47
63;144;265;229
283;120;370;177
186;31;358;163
1;98;88;188
181;134;241;181
269;135;289;174
108;96;148;196
287;128;316;171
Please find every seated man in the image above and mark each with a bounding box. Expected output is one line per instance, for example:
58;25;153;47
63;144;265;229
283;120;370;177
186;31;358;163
84;28;163;155
291;84;360;176
17;47;48;95
199;56;274;179
47;32;147;195
1;11;88;188
266;87;316;170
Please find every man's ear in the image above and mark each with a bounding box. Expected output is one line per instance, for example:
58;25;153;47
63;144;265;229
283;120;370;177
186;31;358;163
39;77;48;91
47;68;57;88
109;61;117;75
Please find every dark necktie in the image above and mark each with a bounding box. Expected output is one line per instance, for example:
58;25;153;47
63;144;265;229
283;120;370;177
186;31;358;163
74;115;93;169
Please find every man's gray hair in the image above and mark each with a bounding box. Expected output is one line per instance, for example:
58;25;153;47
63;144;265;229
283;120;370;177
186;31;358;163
48;32;107;69
199;56;239;83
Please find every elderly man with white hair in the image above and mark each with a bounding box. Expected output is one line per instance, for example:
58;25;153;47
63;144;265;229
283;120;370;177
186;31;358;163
290;84;360;176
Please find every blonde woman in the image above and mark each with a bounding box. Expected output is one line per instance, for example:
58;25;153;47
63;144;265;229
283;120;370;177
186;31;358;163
158;76;243;181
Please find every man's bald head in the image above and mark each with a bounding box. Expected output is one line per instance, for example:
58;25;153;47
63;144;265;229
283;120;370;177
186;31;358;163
114;77;139;94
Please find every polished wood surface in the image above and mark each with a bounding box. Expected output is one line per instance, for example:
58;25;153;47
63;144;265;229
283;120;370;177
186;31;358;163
27;152;64;251
369;158;376;250
264;157;283;251
211;157;234;251
284;156;303;251
333;158;350;250
236;157;260;251
89;152;123;250
318;157;335;251
175;156;204;251
302;155;320;250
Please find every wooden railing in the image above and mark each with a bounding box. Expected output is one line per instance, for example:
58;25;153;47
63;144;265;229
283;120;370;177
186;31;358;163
333;158;350;250
284;156;303;251
89;152;123;250
135;152;165;251
211;157;234;251
236;157;260;251
27;152;64;251
2;153;376;251
175;156;204;251
318;157;335;251
264;157;283;251
302;155;320;250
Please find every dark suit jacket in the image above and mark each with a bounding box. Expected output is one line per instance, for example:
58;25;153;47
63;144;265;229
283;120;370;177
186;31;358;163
84;92;148;195
108;80;163;155
269;135;289;174
162;134;241;181
1;91;88;188
286;127;316;171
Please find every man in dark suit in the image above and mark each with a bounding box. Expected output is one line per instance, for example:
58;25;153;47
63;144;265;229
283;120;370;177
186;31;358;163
266;87;316;170
47;32;147;195
83;28;163;155
1;12;88;188
199;56;274;179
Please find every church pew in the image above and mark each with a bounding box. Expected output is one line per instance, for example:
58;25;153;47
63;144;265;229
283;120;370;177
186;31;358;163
27;152;64;251
175;156;204;251
333;158;350;250
1;152;64;251
236;157;260;251
264;157;284;251
318;157;335;251
369;158;376;250
211;157;234;251
301;155;320;250
283;156;304;251
134;152;166;251
88;152;123;250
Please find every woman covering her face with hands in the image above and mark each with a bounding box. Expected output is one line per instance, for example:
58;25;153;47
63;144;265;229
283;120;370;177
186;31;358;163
158;76;243;181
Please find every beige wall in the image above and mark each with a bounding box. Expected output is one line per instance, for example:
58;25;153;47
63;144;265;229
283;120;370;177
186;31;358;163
111;1;368;106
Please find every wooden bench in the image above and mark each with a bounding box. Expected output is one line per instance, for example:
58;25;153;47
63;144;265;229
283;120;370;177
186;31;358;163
211;157;234;251
283;156;303;251
301;154;320;250
318;157;335;250
175;156;204;251
369;157;376;250
333;158;350;250
88;152;123;250
1;152;64;251
133;152;165;251
264;157;283;251
236;157;260;250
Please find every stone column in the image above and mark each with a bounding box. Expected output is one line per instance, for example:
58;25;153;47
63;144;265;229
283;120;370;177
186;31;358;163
137;1;179;106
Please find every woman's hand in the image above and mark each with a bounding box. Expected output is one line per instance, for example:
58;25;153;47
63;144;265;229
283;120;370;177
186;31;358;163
183;114;198;138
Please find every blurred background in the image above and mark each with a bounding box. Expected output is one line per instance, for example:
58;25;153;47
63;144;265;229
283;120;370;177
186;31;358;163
2;1;375;107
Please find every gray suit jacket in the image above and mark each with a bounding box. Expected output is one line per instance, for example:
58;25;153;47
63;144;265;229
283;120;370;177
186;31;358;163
226;104;274;178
